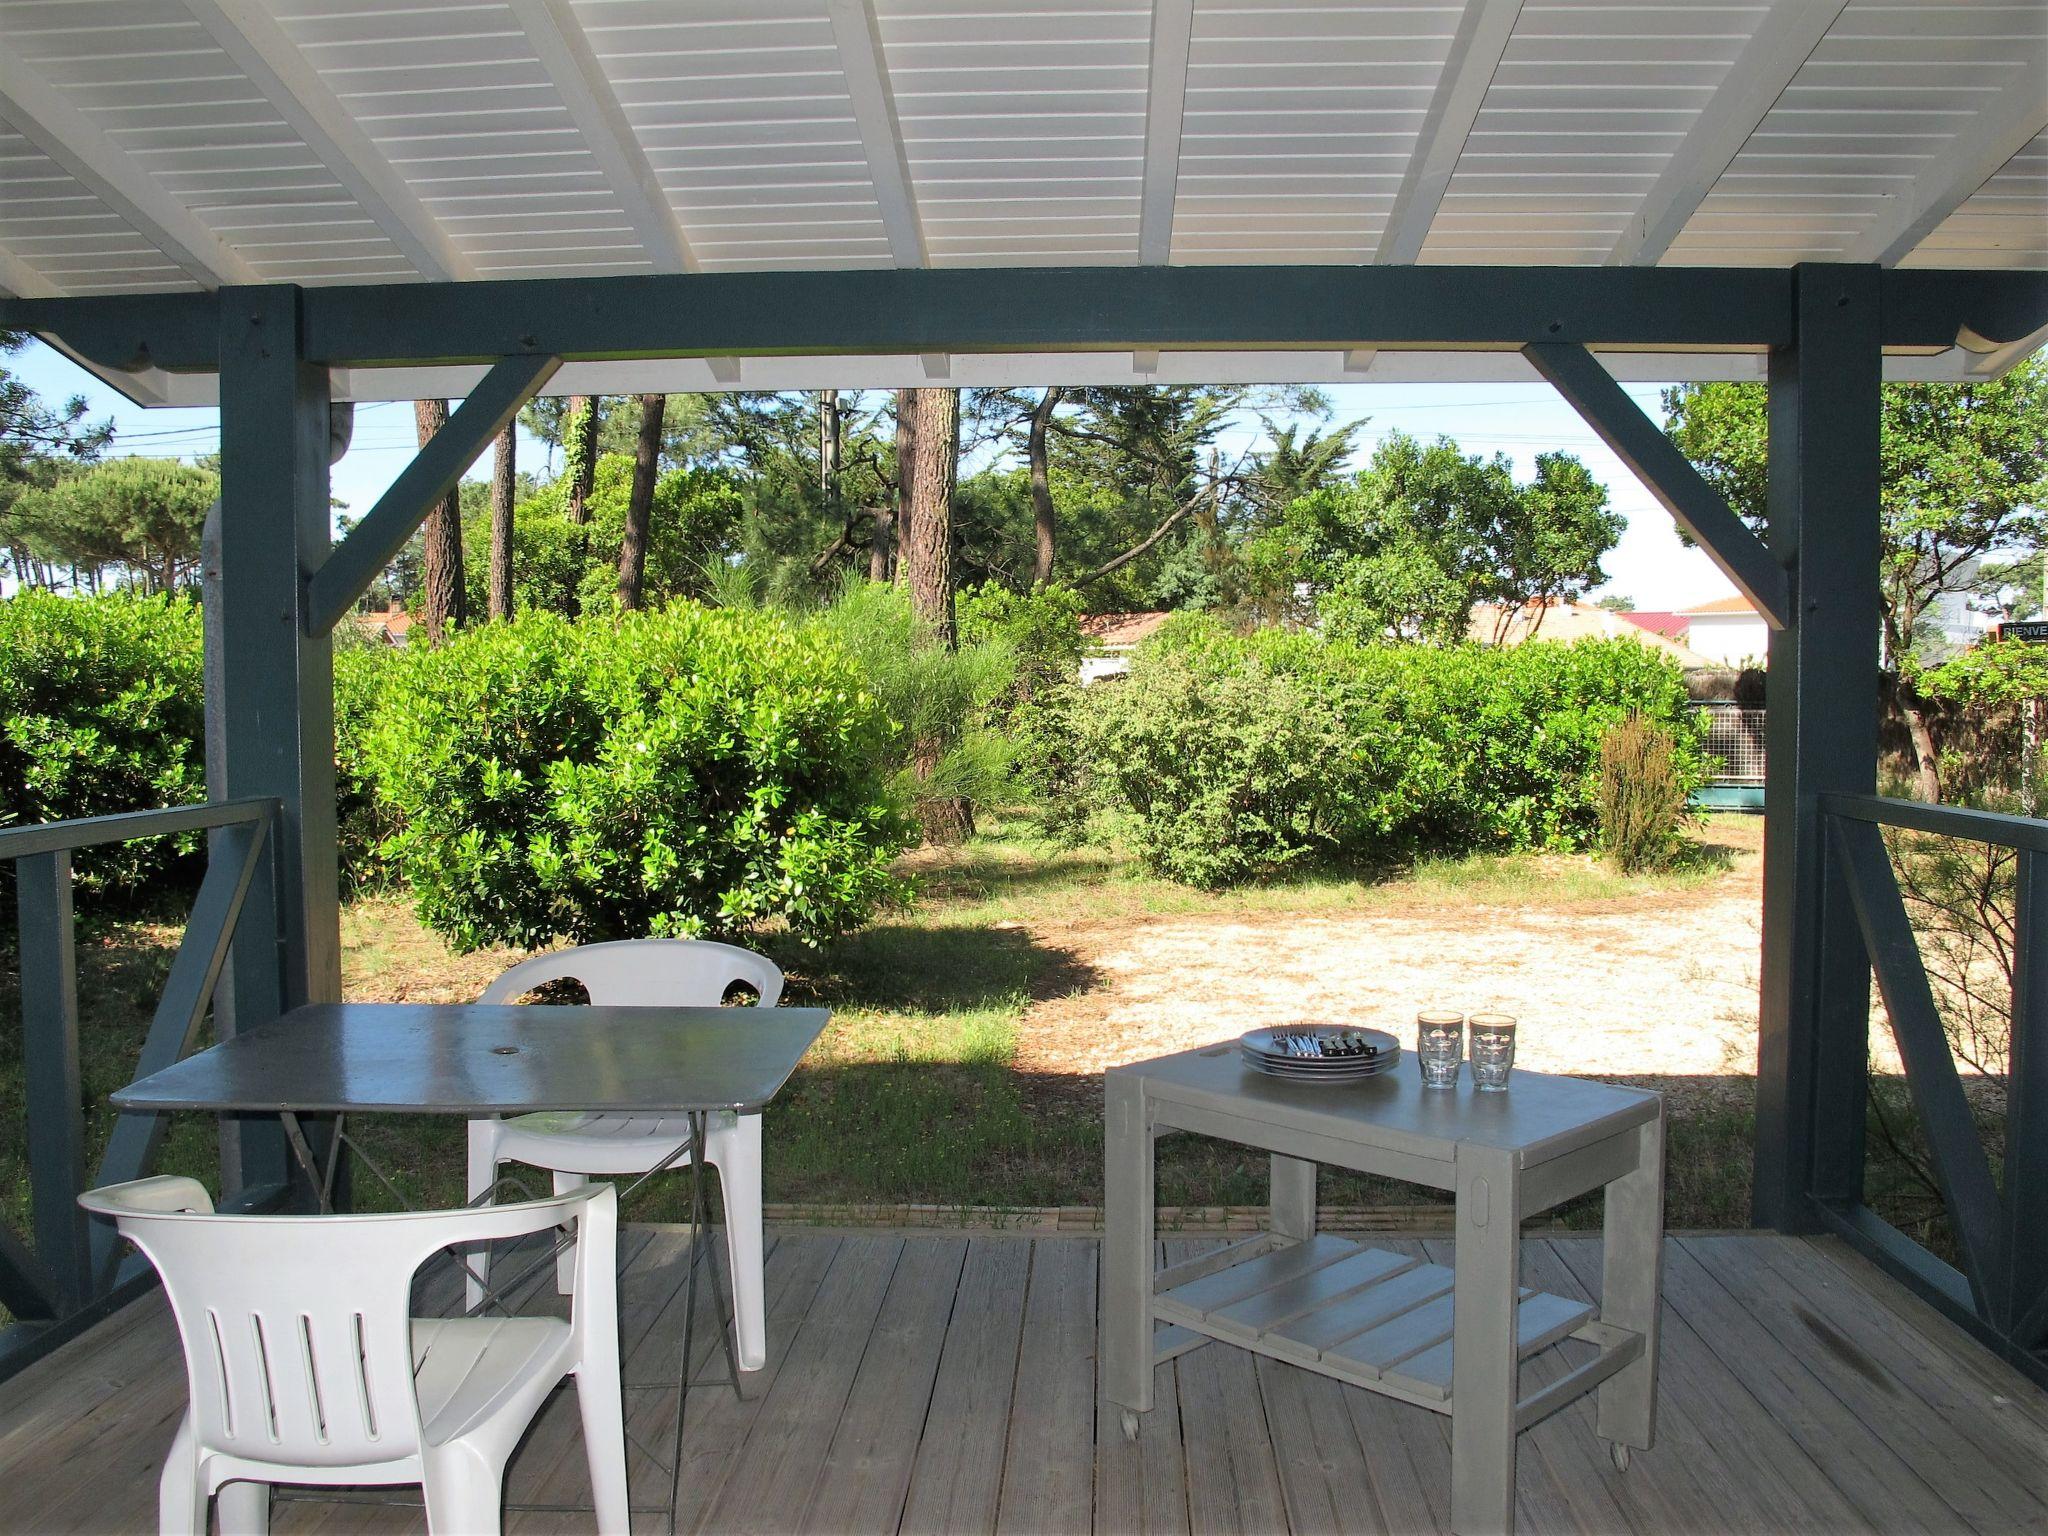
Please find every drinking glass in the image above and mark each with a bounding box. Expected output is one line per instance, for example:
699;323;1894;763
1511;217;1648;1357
1469;1012;1518;1092
1416;1010;1464;1089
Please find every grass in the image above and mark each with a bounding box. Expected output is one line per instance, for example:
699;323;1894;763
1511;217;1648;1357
2;811;1786;1236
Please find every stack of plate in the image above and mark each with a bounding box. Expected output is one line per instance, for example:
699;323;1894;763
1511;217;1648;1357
1240;1026;1400;1084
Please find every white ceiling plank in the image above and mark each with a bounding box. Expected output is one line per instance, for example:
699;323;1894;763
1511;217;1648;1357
1847;40;2048;268
183;0;474;283
1375;0;1525;265
826;0;926;268
0;54;255;289
1139;0;1194;265
0;243;61;299
1609;0;1850;268
505;0;696;273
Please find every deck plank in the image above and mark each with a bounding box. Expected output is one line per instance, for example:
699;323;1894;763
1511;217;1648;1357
902;1237;1033;1536
1177;1318;1290;1536
1683;1233;2048;1534
1658;1236;1962;1533
694;1235;902;1535
1095;1238;1198;1536
666;1232;844;1535
1549;1237;1865;1534
1253;1352;1389;1536
800;1236;967;1534
1;1228;2040;1535
995;1238;1098;1536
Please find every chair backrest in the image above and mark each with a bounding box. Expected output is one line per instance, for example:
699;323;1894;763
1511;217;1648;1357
479;938;785;1010
78;1176;611;1472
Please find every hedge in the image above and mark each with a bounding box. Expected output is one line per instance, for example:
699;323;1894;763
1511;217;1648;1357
1036;616;1711;886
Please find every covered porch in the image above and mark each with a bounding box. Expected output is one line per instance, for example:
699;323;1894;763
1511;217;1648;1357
2;1;2046;1530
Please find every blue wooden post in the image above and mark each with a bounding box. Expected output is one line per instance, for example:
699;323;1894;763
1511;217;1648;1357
209;284;340;1201
1753;264;1883;1232
15;851;91;1311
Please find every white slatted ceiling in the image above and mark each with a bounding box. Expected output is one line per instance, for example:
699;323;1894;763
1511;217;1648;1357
1666;0;2047;266
876;0;1151;266
571;0;892;271
1900;126;2048;270
0;120;189;294
1176;0;1464;263
1422;0;1769;265
0;0;2038;311
0;0;415;284
270;0;648;279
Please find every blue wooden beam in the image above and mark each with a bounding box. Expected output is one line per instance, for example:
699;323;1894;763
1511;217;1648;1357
303;352;558;636
90;818;270;1284
1523;341;1791;629
2;266;2036;378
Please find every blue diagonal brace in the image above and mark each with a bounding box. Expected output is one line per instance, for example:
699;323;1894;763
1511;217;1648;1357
1524;341;1792;630
304;353;559;635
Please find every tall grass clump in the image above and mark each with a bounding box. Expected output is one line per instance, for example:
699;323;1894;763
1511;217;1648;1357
1597;713;1692;873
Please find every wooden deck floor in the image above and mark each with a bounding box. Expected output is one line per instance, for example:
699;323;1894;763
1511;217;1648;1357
1;1229;2042;1535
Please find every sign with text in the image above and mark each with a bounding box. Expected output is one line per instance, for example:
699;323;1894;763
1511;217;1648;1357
1997;620;2048;645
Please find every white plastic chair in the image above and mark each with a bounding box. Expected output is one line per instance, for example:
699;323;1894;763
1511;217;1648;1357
79;1175;627;1535
466;938;783;1371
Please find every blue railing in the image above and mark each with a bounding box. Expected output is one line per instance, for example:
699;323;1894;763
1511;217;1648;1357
1812;792;2045;1384
1;798;281;1377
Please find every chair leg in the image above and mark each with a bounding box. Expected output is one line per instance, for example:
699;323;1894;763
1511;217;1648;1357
712;1115;767;1372
465;1120;499;1313
215;1479;270;1536
576;1359;631;1534
553;1171;591;1295
156;1415;206;1536
421;1444;504;1536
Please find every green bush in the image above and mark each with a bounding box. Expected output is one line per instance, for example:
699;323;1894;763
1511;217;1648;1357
358;605;911;950
332;631;398;893
1598;714;1692;873
1038;619;1710;885
956;581;1086;705
0;590;206;897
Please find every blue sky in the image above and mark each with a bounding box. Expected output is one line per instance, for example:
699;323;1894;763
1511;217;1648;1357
13;339;1735;612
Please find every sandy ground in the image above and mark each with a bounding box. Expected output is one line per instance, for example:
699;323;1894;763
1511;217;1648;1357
1013;833;1903;1115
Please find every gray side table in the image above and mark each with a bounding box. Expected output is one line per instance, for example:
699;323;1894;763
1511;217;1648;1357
1102;1044;1663;1536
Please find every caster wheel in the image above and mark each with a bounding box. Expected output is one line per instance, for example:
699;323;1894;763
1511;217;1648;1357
1608;1443;1631;1473
1120;1409;1141;1443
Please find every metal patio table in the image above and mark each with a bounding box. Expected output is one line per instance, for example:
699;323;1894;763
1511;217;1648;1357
1102;1044;1663;1536
112;1000;830;1529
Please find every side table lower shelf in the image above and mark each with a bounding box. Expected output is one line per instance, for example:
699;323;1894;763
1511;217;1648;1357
1151;1233;1644;1429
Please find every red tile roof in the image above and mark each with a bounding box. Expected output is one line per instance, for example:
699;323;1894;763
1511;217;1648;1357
1620;610;1687;640
1680;594;1760;617
1080;611;1173;649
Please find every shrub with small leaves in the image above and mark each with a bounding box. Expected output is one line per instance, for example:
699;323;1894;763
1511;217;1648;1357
359;605;911;950
1598;714;1692;873
0;590;206;898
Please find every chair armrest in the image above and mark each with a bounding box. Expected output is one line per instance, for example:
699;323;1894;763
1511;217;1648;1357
78;1175;216;1218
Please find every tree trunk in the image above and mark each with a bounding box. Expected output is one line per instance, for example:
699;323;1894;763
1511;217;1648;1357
1883;607;1943;802
616;393;665;611
487;423;515;620
819;389;842;492
892;387;917;588
564;395;599;526
869;506;894;581
903;387;970;843
1029;385;1061;586
1902;695;1943;803
415;399;465;643
904;387;959;645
